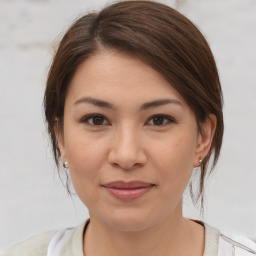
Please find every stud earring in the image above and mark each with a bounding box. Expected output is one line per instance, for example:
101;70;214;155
198;156;203;166
63;161;69;168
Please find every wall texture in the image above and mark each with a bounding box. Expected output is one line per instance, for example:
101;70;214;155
0;0;255;251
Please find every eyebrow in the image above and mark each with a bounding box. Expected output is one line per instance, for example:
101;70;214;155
141;98;182;110
75;97;113;108
74;97;183;110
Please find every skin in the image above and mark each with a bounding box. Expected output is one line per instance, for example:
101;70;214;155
57;50;216;256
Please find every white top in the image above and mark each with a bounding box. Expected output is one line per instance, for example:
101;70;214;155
2;219;256;256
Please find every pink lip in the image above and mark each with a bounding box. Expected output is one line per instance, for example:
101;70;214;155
102;181;155;201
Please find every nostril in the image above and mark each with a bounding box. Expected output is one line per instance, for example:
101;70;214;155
112;162;138;170
108;141;147;170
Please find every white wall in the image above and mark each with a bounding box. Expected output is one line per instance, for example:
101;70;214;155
0;0;255;251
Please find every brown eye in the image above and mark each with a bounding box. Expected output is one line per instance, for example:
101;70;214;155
147;115;174;126
81;114;108;126
152;116;165;125
92;116;104;125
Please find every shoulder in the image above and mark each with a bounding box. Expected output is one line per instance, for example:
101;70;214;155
219;231;256;255
1;220;88;256
203;222;256;256
1;230;57;256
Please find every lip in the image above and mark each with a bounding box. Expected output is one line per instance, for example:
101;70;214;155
102;181;155;201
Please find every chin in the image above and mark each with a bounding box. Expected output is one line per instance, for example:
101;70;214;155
109;220;152;232
100;210;157;232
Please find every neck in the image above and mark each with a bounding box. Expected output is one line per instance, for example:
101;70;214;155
83;207;205;256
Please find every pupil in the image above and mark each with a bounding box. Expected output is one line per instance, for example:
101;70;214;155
153;116;163;125
93;116;103;125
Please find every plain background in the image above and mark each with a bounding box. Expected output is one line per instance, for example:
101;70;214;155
0;0;256;252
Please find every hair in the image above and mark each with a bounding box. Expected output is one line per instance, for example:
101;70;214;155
44;0;224;212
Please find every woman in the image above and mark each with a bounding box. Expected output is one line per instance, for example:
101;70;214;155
2;1;255;256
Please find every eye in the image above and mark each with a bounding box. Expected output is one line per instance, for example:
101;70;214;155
81;114;109;126
147;114;175;126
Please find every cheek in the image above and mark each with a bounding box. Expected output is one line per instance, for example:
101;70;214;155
63;130;107;197
152;133;196;191
155;135;196;168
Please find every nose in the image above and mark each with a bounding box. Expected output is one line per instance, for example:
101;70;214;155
108;125;147;170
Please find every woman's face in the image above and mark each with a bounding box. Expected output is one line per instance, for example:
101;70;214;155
58;50;212;231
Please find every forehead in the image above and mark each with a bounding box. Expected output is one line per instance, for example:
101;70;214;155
66;50;187;107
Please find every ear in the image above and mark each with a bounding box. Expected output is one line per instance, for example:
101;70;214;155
193;114;217;167
54;118;67;163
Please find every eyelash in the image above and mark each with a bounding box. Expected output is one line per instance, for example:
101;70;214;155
147;114;175;126
81;114;110;126
80;114;175;127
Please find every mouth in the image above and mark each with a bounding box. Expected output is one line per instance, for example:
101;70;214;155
101;181;155;201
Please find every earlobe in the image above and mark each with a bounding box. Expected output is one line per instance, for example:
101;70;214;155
193;114;217;167
54;118;67;163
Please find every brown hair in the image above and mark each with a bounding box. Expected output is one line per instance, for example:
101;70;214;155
44;0;223;211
